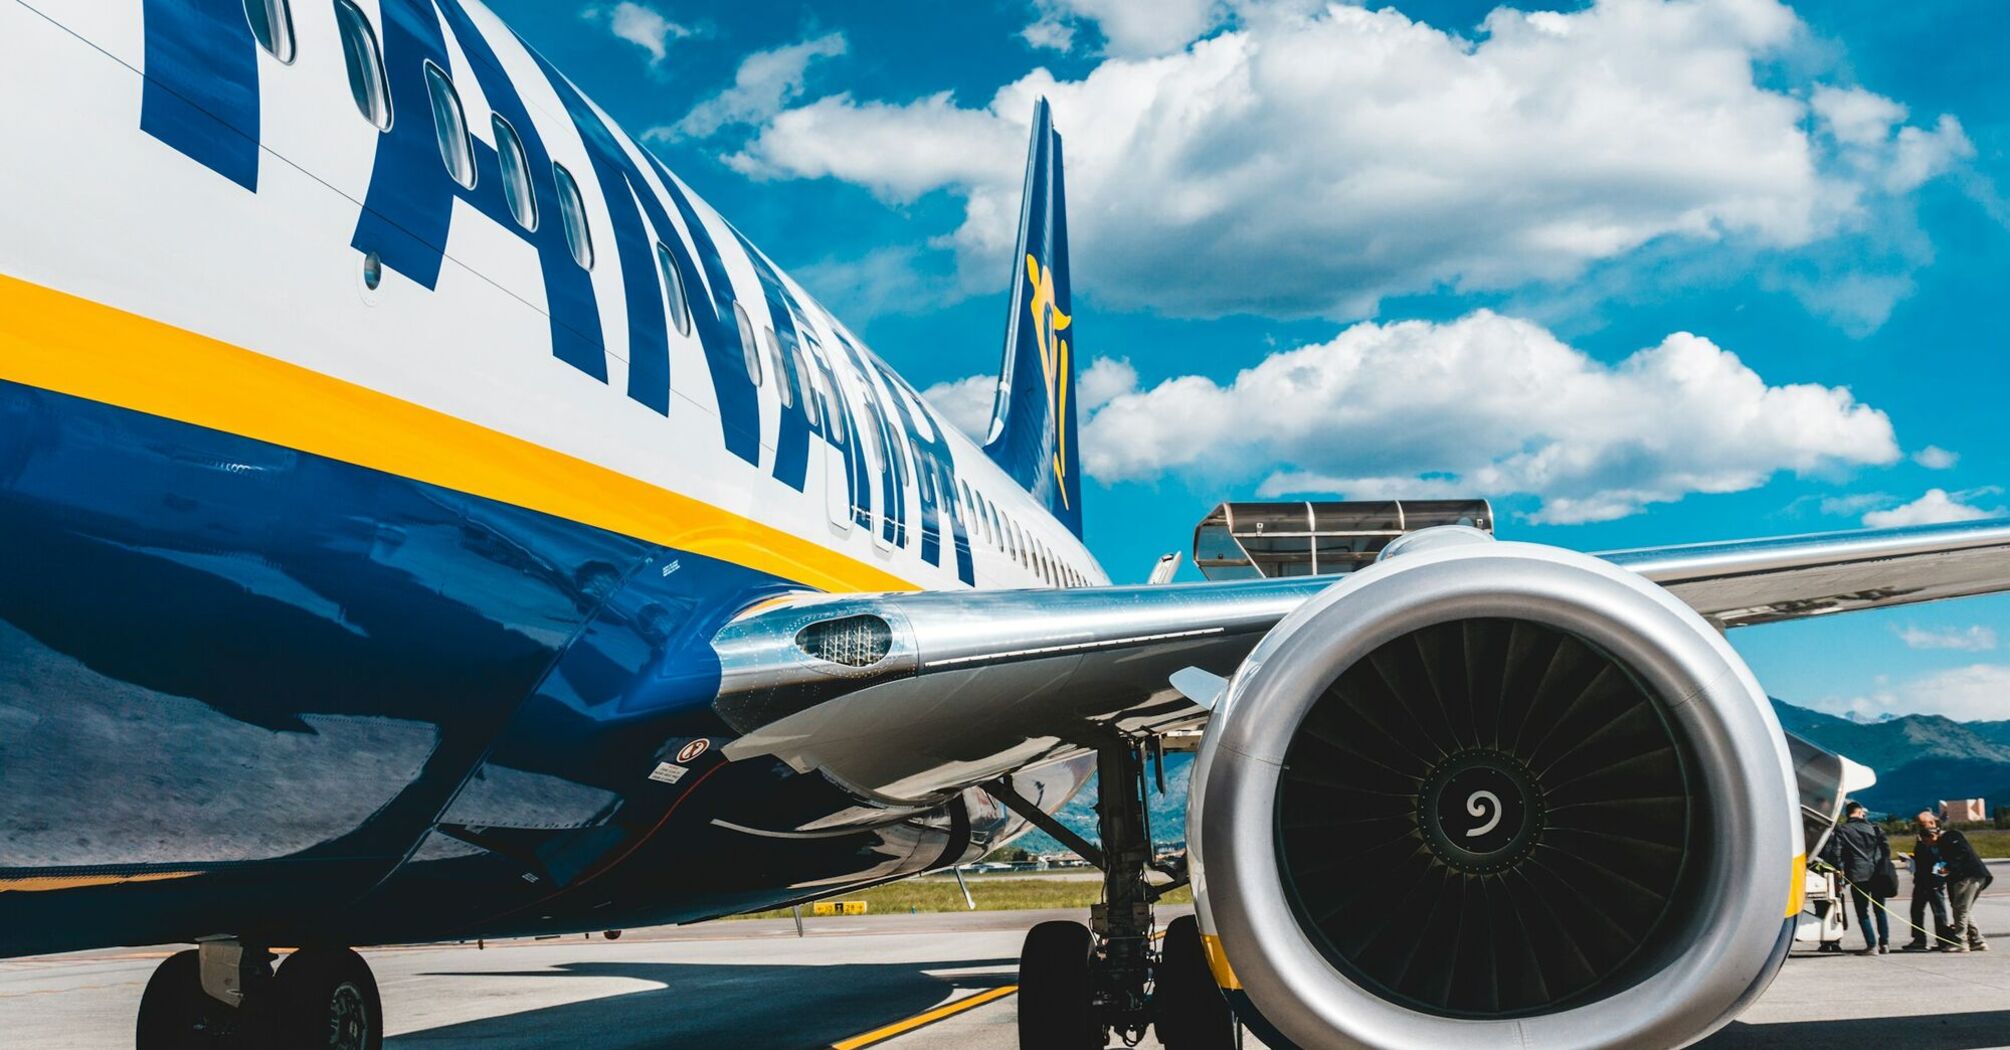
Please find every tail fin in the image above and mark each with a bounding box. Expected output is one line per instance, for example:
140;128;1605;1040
983;98;1083;537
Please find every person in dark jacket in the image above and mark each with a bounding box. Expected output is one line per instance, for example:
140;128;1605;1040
1938;819;1996;952
1821;802;1892;954
1903;811;1953;951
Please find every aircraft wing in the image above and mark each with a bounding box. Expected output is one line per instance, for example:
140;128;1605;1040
717;518;2010;804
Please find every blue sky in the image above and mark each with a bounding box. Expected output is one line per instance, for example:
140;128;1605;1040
488;0;2010;722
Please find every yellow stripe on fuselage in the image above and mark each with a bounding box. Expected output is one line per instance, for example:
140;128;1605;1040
0;274;915;594
0;871;200;893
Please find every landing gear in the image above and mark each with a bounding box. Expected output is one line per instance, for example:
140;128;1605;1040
1017;920;1100;1049
994;737;1236;1050
135;943;382;1050
272;948;383;1050
1155;916;1236;1050
136;950;244;1046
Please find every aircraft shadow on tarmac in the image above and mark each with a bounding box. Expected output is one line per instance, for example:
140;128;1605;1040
1700;1009;2010;1050
389;957;1020;1049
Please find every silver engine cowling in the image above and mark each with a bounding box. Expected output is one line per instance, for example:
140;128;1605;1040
1189;533;1802;1050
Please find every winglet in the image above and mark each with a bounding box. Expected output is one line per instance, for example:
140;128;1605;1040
983;98;1083;537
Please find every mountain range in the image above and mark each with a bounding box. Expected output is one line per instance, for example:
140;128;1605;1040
1771;700;2010;818
1014;700;2010;855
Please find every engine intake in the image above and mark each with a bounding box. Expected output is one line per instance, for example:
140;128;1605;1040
1190;537;1800;1050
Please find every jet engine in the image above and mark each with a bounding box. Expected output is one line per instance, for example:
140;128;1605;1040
1188;531;1802;1050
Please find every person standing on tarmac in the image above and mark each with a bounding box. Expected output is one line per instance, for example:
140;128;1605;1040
1821;802;1893;955
1903;812;1953;951
1938;819;1995;952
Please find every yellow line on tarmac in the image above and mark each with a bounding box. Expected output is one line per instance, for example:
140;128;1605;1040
829;985;1019;1049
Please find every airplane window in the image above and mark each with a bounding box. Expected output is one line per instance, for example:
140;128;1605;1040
492;117;537;230
763;329;794;408
553;163;593;268
333;1;389;129
424;64;475;190
245;0;295;62
794;346;821;426
734;303;762;384
820;358;846;441
655;243;692;337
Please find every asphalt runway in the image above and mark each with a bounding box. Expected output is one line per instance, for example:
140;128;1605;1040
5;887;2009;1049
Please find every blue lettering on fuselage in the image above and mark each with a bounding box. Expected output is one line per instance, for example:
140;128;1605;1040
356;0;606;381
871;364;974;585
642;155;765;466
828;329;907;547
730;231;821;492
140;0;262;190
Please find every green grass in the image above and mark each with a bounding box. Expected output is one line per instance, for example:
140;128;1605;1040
731;876;1192;919
1959;829;2010;858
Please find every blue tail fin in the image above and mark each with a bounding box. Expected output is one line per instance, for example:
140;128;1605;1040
983;98;1082;537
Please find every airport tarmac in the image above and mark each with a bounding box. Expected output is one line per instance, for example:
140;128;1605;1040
5;886;2008;1049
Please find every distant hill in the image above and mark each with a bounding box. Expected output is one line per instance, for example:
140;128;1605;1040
1770;700;2010;819
1010;702;2010;855
1009;754;1191;857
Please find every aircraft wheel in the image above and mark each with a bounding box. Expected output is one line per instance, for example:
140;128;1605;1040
272;947;383;1050
135;949;245;1048
1017;920;1101;1050
1154;915;1236;1050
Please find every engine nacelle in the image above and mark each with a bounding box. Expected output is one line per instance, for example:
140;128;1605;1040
1188;535;1802;1050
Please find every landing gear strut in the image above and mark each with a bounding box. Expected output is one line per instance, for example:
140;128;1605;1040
992;737;1236;1049
136;941;383;1050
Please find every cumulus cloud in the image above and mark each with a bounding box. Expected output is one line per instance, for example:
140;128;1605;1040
1860;488;2000;528
1914;445;1959;470
1022;0;1223;57
922;375;998;441
581;3;692;64
1822;664;2010;722
1078;357;1139;412
1895;625;1997;652
657;32;847;140
1078;311;1898;524
730;0;1971;321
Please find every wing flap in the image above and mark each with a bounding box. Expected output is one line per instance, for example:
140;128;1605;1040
1604;519;2010;626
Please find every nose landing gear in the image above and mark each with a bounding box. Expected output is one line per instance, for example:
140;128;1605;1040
136;942;382;1050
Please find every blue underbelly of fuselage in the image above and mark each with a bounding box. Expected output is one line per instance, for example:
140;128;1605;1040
0;380;979;955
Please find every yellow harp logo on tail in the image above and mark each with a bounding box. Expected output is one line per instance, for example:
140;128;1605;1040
1025;253;1071;507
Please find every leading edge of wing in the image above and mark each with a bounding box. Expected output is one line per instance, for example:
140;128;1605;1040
710;518;2010;803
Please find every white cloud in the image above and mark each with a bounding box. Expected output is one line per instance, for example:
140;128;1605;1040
922;375;998;441
581;3;692;64
1078;310;1898;524
1822;663;2010;722
1812;86;1974;194
734;0;1971;321
1861;488;1999;528
1896;625;1997;652
1078;357;1138;412
1023;0;1223;57
1914;445;1959;470
1817;492;1892;517
1020;16;1077;53
659;32;847;141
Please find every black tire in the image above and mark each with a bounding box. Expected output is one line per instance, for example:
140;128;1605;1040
272;948;383;1050
136;949;244;1049
1017;920;1101;1050
1155;916;1237;1050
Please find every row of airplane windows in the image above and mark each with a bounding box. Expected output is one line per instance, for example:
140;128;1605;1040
245;0;1087;589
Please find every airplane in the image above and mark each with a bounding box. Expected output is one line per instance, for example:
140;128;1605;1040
4;1;2010;1048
